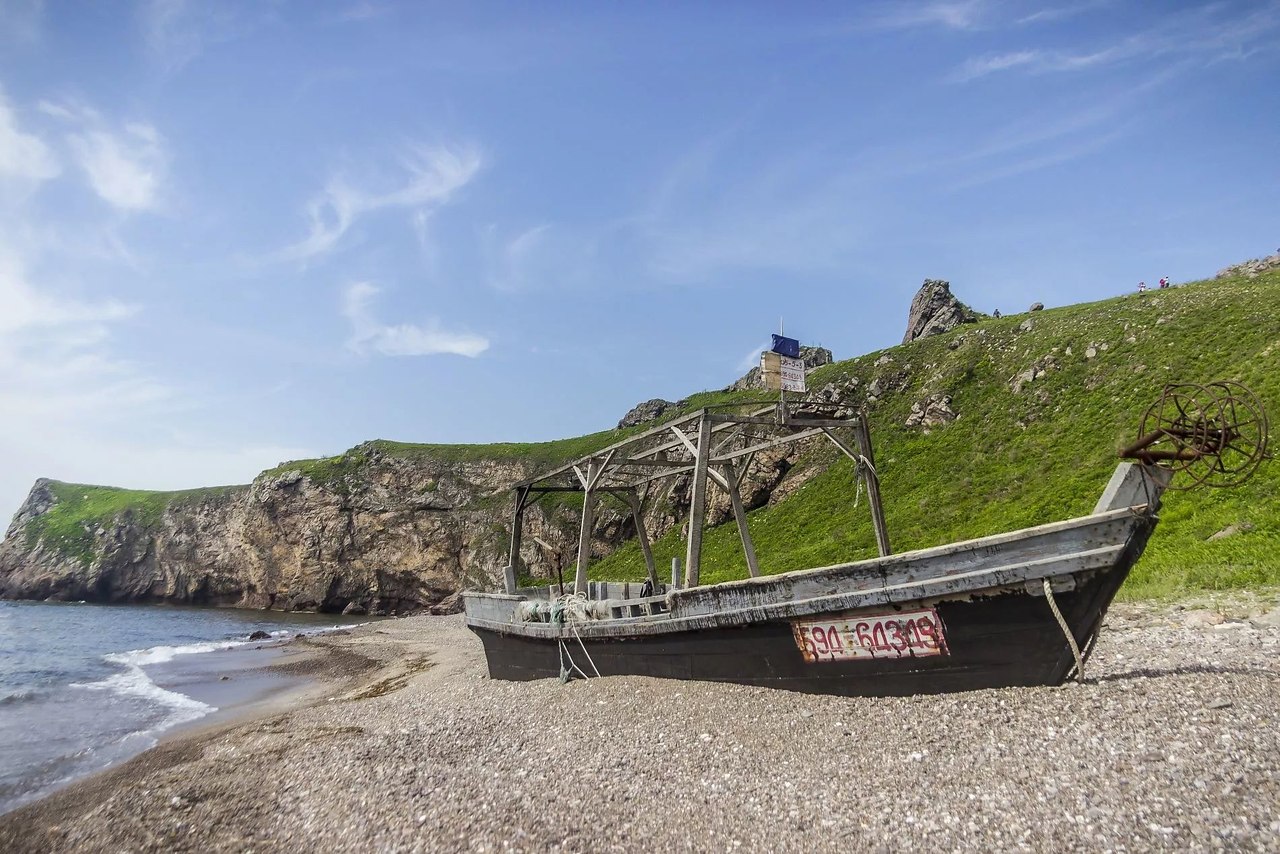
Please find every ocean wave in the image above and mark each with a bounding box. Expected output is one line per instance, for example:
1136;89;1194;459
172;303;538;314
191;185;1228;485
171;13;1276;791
71;665;214;729
0;688;41;707
103;639;250;668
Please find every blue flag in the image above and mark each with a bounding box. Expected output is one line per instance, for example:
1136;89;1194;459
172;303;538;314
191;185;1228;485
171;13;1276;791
770;334;800;358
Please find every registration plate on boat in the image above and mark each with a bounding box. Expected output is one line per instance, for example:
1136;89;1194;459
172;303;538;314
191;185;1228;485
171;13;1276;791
791;608;948;662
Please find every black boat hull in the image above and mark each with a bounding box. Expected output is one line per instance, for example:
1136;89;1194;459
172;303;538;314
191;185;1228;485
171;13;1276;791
472;567;1122;696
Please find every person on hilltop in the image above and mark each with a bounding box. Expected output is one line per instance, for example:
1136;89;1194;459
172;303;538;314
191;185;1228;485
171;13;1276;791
1138;281;1147;293
993;309;1002;319
1159;276;1169;288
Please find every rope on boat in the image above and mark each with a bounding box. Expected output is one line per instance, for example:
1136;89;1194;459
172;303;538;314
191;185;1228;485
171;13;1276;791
1043;577;1085;682
553;592;601;681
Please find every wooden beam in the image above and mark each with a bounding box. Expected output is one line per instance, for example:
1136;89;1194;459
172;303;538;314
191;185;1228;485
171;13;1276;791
574;461;598;596
706;413;860;428
668;424;699;457
684;415;713;588
587;449;617;491
854;411;891;557
514;405;778;489
506;487;528;593
710;427;825;463
721;464;760;578
821;428;861;464
623;491;660;591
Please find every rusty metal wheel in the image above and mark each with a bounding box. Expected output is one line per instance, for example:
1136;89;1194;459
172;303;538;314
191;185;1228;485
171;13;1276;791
1126;381;1270;489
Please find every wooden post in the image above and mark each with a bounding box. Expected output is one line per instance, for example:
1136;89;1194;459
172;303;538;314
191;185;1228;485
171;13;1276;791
506;487;527;594
721;464;760;578
574;462;597;596
623;491;660;592
671;557;680;589
854;410;891;557
684;414;713;588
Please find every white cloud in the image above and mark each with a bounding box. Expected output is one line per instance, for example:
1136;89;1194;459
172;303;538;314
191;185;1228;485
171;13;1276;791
341;281;489;358
141;0;203;71
0;89;58;187
952;3;1280;81
40;99;168;212
282;145;482;262
0;238;315;524
68;123;167;212
736;341;769;372
952;49;1040;81
865;0;992;31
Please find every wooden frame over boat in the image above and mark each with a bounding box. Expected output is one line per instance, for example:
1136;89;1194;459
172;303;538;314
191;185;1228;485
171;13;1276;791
500;400;891;597
464;383;1262;696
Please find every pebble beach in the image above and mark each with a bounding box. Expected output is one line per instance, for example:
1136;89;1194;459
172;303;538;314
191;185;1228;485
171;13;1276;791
2;595;1278;853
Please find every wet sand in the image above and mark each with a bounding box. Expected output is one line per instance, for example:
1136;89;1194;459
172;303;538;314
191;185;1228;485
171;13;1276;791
2;596;1278;852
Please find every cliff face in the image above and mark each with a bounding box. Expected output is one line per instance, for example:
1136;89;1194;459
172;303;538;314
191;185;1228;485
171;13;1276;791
0;438;801;614
0;450;543;614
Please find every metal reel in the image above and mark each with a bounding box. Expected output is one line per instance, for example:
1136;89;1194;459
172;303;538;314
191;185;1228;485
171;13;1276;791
1125;381;1270;489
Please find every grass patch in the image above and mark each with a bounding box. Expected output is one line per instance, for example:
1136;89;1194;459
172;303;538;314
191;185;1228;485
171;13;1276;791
23;482;245;565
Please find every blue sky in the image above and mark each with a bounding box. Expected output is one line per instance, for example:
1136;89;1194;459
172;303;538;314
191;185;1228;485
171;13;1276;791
1;0;1277;522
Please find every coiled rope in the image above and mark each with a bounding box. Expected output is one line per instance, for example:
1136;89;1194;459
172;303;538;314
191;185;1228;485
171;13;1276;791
552;592;601;682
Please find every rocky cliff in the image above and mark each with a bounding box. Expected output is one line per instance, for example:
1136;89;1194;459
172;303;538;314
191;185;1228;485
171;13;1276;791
902;279;985;343
0;433;806;614
0;449;543;615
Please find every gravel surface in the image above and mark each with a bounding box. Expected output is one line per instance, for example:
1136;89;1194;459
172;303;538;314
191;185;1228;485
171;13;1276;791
3;595;1279;853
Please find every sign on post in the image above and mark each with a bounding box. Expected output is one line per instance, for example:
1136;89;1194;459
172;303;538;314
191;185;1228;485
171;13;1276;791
760;351;806;392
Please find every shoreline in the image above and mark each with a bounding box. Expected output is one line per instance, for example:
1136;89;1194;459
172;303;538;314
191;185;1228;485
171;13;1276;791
0;626;389;840
2;597;1278;852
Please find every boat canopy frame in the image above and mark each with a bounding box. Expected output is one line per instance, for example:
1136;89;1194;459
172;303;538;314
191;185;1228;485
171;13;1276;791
503;399;891;596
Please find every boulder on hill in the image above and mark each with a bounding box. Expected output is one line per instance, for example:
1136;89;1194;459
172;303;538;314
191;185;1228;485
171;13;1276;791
1217;253;1280;279
902;279;985;344
727;346;833;392
618;398;684;429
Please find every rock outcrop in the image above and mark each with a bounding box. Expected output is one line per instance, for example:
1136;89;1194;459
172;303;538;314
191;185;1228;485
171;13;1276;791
902;280;984;344
1217;253;1280;279
618;398;683;429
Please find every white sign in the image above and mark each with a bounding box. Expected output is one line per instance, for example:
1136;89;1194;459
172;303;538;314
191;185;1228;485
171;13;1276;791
779;355;806;392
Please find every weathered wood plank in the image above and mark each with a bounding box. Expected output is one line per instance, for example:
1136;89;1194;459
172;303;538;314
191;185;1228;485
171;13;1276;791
684;415;713;588
722;464;761;578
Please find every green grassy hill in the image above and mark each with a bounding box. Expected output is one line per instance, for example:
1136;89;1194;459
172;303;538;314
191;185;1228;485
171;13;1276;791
13;268;1279;600
590;269;1280;598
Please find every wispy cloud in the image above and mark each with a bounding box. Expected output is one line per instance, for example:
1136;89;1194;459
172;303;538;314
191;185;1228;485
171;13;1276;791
736;341;769;372
864;0;994;32
68;123;167;211
0;237;165;467
341;281;489;358
0;88;59;187
40;99;168;212
138;0;262;73
326;2;391;24
487;223;556;292
953;3;1280;81
281;145;482;262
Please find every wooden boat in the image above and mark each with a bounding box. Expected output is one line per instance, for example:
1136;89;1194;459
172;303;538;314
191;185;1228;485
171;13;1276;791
464;383;1265;696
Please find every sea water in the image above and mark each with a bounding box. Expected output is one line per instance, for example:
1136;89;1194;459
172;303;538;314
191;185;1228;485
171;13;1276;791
0;599;367;815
